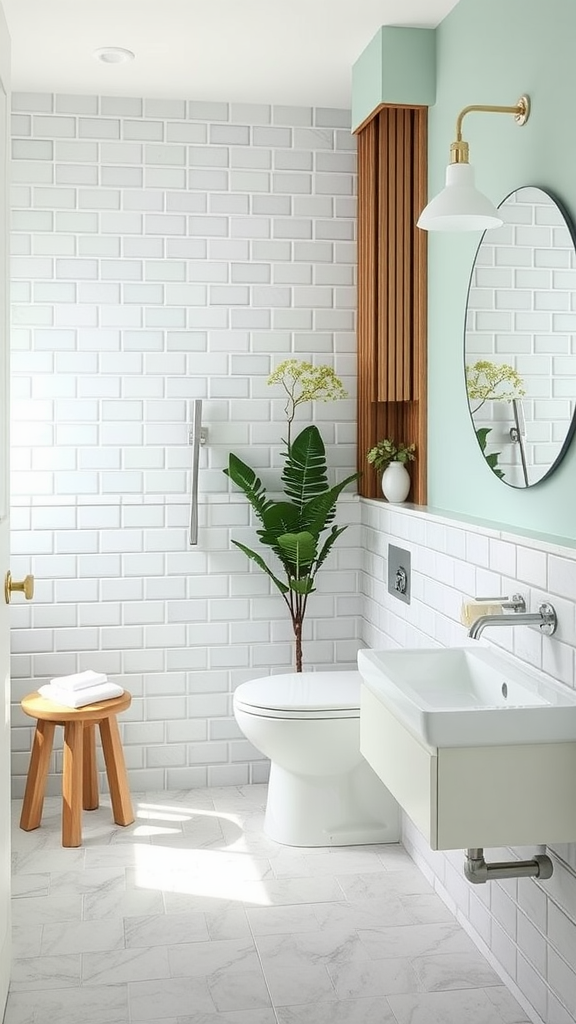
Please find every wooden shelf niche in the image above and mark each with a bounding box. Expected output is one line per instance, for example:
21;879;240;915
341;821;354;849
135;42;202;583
357;105;428;503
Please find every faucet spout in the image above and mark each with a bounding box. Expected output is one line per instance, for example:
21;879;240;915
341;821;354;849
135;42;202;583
468;602;557;639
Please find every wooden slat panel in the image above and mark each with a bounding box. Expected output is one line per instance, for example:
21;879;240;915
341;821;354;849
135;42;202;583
357;119;379;499
357;104;428;503
402;109;412;399
411;106;428;504
386;109;397;401
377;108;414;405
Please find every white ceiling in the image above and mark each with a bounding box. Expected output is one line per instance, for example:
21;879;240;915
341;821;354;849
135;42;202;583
2;0;460;107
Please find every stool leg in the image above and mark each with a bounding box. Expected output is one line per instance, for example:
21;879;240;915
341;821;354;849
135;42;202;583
82;723;99;811
62;721;83;848
20;720;56;832
99;715;134;827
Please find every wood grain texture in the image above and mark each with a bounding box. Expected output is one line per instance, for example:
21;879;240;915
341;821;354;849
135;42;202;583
357;105;428;503
20;719;56;832
99;715;135;827
82;723;99;811
62;720;83;848
19;690;134;845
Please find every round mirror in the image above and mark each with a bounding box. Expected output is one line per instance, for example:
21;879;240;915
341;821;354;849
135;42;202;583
464;186;576;487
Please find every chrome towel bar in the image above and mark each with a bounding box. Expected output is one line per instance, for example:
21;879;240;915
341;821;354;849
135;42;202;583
188;399;207;546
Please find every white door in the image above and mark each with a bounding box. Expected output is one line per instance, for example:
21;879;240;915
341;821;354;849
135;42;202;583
0;2;10;1014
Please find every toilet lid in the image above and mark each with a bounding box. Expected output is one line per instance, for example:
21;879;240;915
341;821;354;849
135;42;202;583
233;671;361;719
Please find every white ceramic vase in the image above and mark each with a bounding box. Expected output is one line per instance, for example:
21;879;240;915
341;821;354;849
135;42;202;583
381;461;411;503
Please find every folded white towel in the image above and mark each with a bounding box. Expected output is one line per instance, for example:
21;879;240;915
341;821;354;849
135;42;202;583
49;669;109;692
39;682;124;708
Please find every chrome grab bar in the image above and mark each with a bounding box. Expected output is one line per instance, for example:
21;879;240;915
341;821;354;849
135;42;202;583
188;399;207;546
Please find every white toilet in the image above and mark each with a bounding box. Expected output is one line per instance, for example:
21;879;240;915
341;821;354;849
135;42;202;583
233;670;400;847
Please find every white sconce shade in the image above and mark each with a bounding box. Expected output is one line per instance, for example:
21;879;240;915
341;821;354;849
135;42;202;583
417;96;530;232
417;163;503;232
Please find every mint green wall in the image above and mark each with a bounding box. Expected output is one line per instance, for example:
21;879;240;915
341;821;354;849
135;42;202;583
351;27;435;131
428;0;576;541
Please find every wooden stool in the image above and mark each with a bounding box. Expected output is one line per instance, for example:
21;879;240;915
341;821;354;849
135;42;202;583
20;690;134;848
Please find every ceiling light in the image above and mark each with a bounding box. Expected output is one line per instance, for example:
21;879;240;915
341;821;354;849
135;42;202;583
417;96;530;232
93;47;135;65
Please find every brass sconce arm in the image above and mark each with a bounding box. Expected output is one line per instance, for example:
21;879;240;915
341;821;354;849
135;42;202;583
451;96;530;163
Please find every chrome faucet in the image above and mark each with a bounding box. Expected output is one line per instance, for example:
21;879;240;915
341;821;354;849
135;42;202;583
468;594;557;639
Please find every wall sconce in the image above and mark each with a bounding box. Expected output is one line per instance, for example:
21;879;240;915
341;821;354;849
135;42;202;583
417;96;530;232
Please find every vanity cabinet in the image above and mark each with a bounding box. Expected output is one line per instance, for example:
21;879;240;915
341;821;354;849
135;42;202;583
361;686;576;850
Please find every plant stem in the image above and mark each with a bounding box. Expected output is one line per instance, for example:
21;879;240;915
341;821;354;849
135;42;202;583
284;587;305;673
294;618;303;673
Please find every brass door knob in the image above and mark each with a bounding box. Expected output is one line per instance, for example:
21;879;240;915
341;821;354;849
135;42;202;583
4;572;35;604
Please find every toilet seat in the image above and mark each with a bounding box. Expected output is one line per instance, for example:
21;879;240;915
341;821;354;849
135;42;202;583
233;671;361;720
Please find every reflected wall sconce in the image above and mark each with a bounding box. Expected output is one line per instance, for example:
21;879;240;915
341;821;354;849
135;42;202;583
417;95;530;232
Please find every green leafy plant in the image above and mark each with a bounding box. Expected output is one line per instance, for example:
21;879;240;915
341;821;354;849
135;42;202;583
224;360;358;673
366;439;416;473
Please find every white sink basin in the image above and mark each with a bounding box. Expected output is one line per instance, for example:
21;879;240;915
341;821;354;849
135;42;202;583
358;646;576;747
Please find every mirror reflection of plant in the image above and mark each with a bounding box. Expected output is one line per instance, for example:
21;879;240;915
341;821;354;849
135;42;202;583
475;427;505;480
466;360;525;480
465;360;525;415
224;360;358;673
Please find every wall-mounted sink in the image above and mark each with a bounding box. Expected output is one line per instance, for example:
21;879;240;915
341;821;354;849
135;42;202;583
358;645;576;849
358;646;576;748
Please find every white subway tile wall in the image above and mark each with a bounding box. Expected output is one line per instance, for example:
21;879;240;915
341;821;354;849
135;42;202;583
9;92;361;794
361;499;576;1024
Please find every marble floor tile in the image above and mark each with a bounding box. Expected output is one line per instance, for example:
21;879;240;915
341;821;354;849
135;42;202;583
206;968;273;1013
168;937;260;978
176;1012;276;1024
204;906;252;940
485;984;534;1023
302;849;393;877
276;996;398;1024
4;982;129;1024
128;976;215;1020
142;788;217;810
82;945;172;985
240;875;346;907
247;903;321;935
255;923;369;968
398;892;456;925
10;953;81;991
11;871;50;897
5;786;531;1024
261;962;336;1006
11;893;83;927
83;886;164;921
41;917;125;955
412;951;502;991
387;987;533;1024
125;910;210;947
12;845;85;875
326;956;422;999
336;868;434;901
11;924;42;960
47;865;127;896
312;896;420;931
163;891;253;916
356;920;477;959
